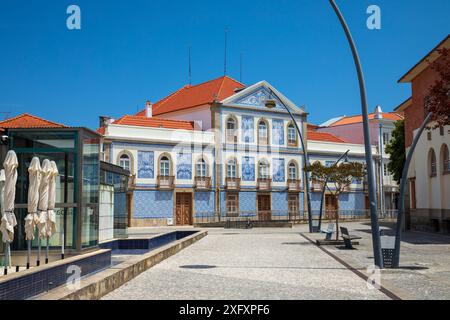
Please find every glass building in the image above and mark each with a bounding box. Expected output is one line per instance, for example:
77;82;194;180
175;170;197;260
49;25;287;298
6;127;103;252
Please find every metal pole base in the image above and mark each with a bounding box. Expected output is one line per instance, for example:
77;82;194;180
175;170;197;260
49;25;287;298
36;260;40;267
61;254;65;260
26;263;30;270
15;266;19;273
45;258;49;264
3;268;7;276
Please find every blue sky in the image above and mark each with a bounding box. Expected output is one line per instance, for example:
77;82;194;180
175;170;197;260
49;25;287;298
0;0;448;130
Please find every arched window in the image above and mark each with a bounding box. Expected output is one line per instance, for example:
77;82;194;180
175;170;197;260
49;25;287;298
258;120;268;144
119;154;131;171
160;156;170;176
227;158;237;178
442;144;450;174
429;149;437;177
287;123;297;145
259;160;270;179
226;117;237;142
196;158;207;177
288;162;297;180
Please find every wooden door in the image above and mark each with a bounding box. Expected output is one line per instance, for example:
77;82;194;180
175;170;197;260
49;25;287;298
325;194;338;219
175;193;193;225
258;194;271;221
288;194;299;220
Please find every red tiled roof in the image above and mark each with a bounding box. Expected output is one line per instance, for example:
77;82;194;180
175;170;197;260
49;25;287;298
96;126;106;135
99;115;195;132
328;112;404;127
0;113;66;129
307;131;346;143
136;76;245;116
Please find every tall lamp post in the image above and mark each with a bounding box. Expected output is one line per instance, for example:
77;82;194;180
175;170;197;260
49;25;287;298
264;94;313;233
329;0;383;267
374;106;385;218
318;149;350;231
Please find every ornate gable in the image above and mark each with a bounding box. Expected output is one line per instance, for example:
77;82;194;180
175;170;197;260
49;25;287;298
234;86;286;110
221;81;304;114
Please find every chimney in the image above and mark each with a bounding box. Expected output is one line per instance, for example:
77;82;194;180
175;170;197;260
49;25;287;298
145;101;153;118
99;116;114;128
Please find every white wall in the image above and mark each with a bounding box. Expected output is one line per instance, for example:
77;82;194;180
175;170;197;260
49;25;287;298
409;124;450;210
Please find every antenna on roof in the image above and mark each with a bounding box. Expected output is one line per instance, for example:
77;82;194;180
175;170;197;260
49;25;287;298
188;45;192;86
224;28;228;76
239;52;243;83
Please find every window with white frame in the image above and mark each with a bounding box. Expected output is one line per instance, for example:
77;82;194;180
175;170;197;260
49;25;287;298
288;124;297;144
196;158;207;177
288;163;297;180
119;154;131;171
227;159;237;178
259;161;270;179
226;117;237;141
258;120;268;143
160;156;170;176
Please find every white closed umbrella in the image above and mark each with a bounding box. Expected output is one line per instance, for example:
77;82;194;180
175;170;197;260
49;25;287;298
45;161;58;264
0;170;6;269
0;151;18;273
25;157;41;269
37;159;51;266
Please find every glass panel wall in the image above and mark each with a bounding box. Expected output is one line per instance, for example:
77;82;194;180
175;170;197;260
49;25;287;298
8;130;78;251
81;133;100;248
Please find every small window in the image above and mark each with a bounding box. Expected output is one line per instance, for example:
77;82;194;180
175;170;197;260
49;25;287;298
196;159;207;177
442;145;450;174
383;132;390;146
427;131;432;141
287;124;297;145
160;156;170;176
383;163;389;177
226;193;239;217
226;118;237;142
259;161;270;179
258;120;268;144
119;154;131;171
440;126;445;136
288;163;297;180
227;159;237;178
430;150;437;177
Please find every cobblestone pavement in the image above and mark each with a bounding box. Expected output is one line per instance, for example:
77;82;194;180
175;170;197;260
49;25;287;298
103;227;388;300
307;221;450;300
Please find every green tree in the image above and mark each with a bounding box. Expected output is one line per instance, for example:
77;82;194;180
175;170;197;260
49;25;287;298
385;120;406;184
306;161;365;240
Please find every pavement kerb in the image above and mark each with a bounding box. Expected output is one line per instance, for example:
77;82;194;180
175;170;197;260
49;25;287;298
32;230;208;300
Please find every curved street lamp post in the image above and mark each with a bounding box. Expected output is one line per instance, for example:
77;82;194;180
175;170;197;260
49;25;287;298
265;95;313;233
393;112;433;268
329;0;383;267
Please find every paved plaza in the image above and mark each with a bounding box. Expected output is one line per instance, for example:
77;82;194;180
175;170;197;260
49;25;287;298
102;222;450;300
103;225;389;300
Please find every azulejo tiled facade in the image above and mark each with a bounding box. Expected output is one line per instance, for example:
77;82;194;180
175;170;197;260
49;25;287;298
138;151;154;179
100;77;373;226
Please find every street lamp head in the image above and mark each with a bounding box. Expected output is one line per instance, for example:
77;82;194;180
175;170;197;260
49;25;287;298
344;154;350;164
374;105;383;120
